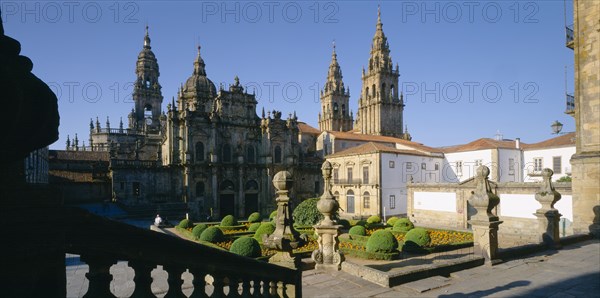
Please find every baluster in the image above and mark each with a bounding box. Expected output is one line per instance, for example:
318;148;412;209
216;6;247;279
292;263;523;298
261;280;270;298
269;281;277;297
189;269;209;298
227;276;240;297
163;266;186;298
81;254;116;298
240;279;252;298
252;279;262;297
129;261;156;298
211;273;225;298
277;282;288;298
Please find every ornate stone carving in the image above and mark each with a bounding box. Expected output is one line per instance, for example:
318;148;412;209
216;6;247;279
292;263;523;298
534;168;562;247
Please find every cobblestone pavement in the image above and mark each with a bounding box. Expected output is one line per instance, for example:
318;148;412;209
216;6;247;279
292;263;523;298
66;239;599;297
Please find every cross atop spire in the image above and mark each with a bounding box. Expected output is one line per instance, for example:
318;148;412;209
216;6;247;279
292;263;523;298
143;25;151;49
377;5;382;26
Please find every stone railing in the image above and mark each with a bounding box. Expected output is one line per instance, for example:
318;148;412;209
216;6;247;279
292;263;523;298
64;207;301;297
111;159;157;168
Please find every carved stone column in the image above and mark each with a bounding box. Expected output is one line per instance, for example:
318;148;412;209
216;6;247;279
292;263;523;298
312;161;344;270
534;168;562;248
263;171;305;269
468;166;503;265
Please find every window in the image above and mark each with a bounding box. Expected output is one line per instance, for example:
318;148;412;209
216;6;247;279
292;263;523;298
333;169;339;183
534;158;543;172
508;158;515;175
347;167;353;183
362;166;369;184
553;156;562;174
363;192;370;208
133;182;140;197
389;161;395;168
389;195;396;209
274;146;282;164
222;144;232;163
346;190;355;213
456;161;463;175
246;146;255;163
195;142;205;162
435;163;439;170
475;160;483;167
421;163;426;170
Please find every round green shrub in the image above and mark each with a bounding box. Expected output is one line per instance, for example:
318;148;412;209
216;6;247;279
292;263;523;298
247;212;261;223
199;226;224;243
404;227;430;247
338;219;351;230
220;215;238;227
230;237;262;258
292;198;322;226
366;230;398;253
248;222;261;232
192;223;208;239
386;216;399;226
367;215;381;224
178;219;193;229
393;218;415;232
269;210;278;221
254;222;275;241
349;225;367;236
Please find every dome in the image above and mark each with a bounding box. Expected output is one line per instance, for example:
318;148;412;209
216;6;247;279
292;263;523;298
183;46;216;99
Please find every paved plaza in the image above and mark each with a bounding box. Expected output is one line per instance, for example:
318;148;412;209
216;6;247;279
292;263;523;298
66;239;599;297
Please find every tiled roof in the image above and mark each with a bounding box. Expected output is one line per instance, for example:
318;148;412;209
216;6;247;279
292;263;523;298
297;122;321;135
326;131;443;153
522;132;576;150
438;138;522;153
327;142;437;158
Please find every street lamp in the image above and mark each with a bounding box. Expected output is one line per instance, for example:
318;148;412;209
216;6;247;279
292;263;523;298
551;120;563;135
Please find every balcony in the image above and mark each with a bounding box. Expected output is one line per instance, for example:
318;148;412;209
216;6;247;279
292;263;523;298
566;93;575;115
566;24;574;49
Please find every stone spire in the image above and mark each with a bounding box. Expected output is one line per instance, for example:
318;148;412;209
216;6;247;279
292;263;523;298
319;41;353;132
193;45;207;76
143;25;151;49
133;25;163;131
324;40;344;94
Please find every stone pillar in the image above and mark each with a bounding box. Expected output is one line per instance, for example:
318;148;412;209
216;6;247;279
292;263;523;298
468;166;503;265
534;168;562;247
312;161;344;270
263;171;305;269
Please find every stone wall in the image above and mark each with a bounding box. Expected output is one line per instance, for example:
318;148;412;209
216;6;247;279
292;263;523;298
407;181;573;247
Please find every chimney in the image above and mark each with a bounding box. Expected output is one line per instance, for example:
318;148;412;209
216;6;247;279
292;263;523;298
515;138;521;149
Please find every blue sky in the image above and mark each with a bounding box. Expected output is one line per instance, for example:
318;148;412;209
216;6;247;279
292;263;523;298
3;1;574;149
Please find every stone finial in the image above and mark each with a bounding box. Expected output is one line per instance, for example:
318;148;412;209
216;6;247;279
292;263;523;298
469;166;500;220
317;161;338;225
536;168;561;210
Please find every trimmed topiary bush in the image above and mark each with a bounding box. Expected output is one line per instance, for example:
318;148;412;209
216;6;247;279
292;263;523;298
248;222;261;232
404;227;430;247
199;226;224;243
366;230;398;253
393;218;415;232
178;218;193;229
192;223;208;239
367;215;381;224
230;237;262;258
254;222;275;241
349;225;367;236
220;215;238;227
247;212;261;223
338;219;351;230
386;216;399;226
292;198;322;226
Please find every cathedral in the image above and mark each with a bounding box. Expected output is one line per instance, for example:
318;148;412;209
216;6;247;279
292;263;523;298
54;8;409;220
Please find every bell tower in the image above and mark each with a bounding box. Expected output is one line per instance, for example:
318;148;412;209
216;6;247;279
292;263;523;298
355;7;407;138
132;26;163;131
319;42;353;132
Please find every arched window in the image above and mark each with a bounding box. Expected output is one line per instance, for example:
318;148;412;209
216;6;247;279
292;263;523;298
220;180;235;191
274;145;282;164
372;84;376;97
196;182;205;197
391;84;396;99
245;180;259;191
333;102;339;112
346;190;355;213
365;87;370;99
222;143;232;163
195;142;205;162
246;146;255;163
363;191;370;209
144;104;152;119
